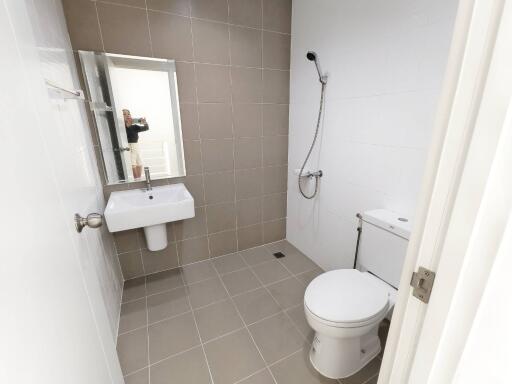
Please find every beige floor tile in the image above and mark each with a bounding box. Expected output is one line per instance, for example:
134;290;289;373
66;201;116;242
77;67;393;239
150;346;211;384
238;369;275;384
147;287;190;324
295;268;323;286
267;277;306;310
187;277;229;309
124;368;149;384
240;246;275;266
251;260;291;285
213;253;247;274
248;312;305;364
221;268;261;296
182;260;217;285
145;269;183;296
194;300;244;342
233;288;281;324
122;277;146;303
117;328;148;375
119;298;147;334
148;312;200;362
278;252;318;275
339;357;381;384
286;305;314;343
270;349;337;384
204;329;265;384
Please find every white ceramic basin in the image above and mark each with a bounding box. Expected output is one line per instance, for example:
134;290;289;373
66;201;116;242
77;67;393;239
104;183;194;250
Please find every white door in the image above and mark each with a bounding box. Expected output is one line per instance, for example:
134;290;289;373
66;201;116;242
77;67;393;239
0;1;122;383
379;0;512;382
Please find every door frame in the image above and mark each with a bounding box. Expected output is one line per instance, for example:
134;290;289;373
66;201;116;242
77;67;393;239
379;0;511;382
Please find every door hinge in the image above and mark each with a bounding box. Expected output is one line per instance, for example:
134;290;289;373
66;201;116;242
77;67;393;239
410;267;436;303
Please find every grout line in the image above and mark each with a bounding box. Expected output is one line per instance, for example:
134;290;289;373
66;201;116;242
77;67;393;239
143;0;154;57
120;240;299;285
211;244;279;384
184;286;216;384
93;2;106;52
144;274;150;382
246;250;312;348
95;1;291;36
226;0;240;254
118;241;321;378
187;0;210;261
182;3;214;382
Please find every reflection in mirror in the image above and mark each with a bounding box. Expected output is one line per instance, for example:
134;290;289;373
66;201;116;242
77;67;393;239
78;52;186;184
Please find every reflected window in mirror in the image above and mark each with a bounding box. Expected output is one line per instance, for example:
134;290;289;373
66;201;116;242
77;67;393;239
78;52;186;184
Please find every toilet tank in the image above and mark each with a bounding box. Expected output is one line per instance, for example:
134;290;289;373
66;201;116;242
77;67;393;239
358;209;412;288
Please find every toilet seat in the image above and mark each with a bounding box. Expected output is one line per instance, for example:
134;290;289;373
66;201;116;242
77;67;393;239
304;269;389;328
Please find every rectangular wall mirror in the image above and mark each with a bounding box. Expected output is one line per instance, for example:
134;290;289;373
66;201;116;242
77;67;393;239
79;51;186;184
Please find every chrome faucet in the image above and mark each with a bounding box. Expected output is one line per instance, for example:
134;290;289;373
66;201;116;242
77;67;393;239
144;167;152;191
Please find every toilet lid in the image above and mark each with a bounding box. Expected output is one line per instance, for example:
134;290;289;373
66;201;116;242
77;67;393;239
304;269;389;325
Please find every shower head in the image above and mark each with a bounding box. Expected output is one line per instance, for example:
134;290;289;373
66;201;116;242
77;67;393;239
306;51;317;61
306;51;327;84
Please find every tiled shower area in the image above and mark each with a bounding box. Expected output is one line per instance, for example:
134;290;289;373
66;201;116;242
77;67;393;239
117;241;385;384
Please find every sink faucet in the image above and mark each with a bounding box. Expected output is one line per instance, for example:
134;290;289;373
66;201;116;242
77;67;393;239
144;167;152;191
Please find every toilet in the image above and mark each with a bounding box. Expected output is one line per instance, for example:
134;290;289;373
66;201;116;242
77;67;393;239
304;209;411;379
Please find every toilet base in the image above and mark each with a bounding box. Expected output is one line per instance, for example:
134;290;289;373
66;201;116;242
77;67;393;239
309;325;381;379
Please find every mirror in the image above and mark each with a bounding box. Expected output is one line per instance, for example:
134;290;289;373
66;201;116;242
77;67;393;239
78;51;186;184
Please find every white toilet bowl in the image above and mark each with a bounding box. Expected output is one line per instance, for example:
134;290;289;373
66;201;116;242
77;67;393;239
304;269;396;379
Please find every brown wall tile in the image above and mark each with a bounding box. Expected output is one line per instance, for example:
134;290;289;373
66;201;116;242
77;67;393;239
235;137;262;170
263;31;291;70
176;62;197;103
262;193;287;221
174;206;207;240
142;246;179;274
196;64;231;103
236;168;263;199
201;139;234;173
192;19;229;65
198;104;233;139
228;0;262;28
114;229;140;253
208;230;237;257
263;165;287;194
231;67;263;103
206;202;236;233
119;250;144;279
178;236;210;264
149;11;193;61
262;135;288;166
230;26;262;67
263;69;290;104
204;171;235;204
263;219;286;243
96;2;152;56
262;0;291;33
63;0;291;277
62;0;103;51
183;140;203;175
238;224;263;250
262;104;288;136
190;0;228;22
236;197;262;227
233;104;262;138
147;0;191;15
180;103;200;140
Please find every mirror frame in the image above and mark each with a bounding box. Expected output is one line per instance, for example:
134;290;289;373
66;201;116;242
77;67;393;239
78;51;186;185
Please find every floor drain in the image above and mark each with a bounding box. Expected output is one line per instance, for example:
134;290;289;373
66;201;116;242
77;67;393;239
273;252;285;258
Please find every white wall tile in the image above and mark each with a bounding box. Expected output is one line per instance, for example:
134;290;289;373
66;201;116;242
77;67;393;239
287;0;458;270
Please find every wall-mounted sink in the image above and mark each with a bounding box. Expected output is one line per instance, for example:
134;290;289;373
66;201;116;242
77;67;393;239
104;183;194;251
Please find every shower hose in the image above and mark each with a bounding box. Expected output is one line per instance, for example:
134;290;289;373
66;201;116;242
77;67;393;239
298;81;326;199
